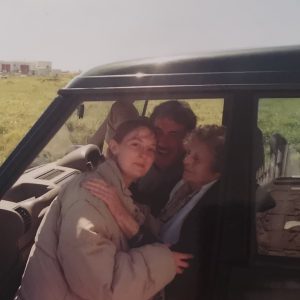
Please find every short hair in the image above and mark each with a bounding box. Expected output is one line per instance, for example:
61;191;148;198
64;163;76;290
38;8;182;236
149;100;197;131
184;125;226;173
112;117;156;143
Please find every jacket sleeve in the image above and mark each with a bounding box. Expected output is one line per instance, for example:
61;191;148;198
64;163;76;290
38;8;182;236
57;200;176;300
137;203;162;237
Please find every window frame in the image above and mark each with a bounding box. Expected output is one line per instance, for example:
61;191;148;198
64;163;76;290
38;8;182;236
251;91;300;269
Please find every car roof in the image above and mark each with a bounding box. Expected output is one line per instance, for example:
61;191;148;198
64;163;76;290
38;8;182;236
60;45;300;94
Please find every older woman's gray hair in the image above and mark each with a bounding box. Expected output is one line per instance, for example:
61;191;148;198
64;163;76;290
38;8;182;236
184;125;226;173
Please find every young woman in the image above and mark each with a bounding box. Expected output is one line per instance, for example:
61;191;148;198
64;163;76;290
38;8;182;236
83;124;226;300
16;118;192;300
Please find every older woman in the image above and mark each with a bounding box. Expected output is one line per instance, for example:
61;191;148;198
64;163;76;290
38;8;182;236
84;124;226;300
162;124;225;300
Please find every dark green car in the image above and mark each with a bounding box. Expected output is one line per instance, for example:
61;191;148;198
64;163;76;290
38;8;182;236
1;46;300;299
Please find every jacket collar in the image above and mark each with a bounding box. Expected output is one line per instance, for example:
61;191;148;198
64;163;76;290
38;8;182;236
95;159;132;197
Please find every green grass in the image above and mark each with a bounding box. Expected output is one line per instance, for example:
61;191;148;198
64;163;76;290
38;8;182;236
258;98;300;151
66;102;113;144
0;74;74;164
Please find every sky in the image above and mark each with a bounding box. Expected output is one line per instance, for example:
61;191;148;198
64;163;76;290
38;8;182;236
1;0;300;72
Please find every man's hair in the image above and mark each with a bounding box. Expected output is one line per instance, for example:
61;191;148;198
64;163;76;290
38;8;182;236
184;125;226;173
149;100;197;131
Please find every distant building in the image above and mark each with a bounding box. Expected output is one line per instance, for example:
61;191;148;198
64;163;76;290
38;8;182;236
0;60;52;75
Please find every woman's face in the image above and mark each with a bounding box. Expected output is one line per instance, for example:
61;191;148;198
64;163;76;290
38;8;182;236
110;127;156;185
183;138;220;190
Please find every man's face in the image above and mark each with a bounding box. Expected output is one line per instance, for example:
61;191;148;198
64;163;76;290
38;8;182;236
153;117;187;170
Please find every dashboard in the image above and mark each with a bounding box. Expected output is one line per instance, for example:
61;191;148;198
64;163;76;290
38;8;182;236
0;144;104;283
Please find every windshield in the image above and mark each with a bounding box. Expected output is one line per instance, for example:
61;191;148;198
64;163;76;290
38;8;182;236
29;101;114;167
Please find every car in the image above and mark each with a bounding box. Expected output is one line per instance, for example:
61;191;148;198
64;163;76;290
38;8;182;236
1;46;300;299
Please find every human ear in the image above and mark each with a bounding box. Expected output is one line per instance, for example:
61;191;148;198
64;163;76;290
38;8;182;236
109;139;120;156
210;164;221;181
213;172;221;181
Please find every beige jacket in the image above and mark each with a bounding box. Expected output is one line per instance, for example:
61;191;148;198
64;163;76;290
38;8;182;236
16;160;176;300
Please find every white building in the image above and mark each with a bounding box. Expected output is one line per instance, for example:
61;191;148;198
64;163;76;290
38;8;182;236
0;60;52;75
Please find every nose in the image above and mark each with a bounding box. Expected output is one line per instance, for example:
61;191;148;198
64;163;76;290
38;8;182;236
157;130;175;147
138;146;152;159
156;132;167;147
183;153;192;166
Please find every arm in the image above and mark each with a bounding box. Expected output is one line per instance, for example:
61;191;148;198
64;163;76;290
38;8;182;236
82;179;159;245
58;198;190;300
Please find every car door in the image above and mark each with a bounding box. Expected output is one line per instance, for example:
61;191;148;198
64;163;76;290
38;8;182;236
213;92;300;300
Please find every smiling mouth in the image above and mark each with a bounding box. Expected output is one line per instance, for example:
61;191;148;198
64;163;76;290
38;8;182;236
157;147;169;155
134;163;145;169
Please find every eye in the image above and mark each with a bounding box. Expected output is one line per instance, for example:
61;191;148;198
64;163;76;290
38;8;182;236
154;128;163;135
147;147;156;154
169;131;183;139
129;141;139;147
193;154;201;163
185;149;191;156
169;132;178;138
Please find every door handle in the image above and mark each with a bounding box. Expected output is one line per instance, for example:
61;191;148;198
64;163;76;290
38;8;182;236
284;220;300;230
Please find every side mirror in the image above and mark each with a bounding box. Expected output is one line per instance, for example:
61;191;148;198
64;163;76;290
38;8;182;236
77;104;84;119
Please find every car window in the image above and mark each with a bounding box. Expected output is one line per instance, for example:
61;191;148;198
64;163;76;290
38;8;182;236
0;75;73;168
29;100;145;168
255;97;300;257
29;98;223;169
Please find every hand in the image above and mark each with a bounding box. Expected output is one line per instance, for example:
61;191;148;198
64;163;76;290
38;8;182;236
171;251;193;274
82;178;139;239
82;178;122;210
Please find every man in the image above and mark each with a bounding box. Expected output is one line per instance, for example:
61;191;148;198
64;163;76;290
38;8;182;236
131;100;197;216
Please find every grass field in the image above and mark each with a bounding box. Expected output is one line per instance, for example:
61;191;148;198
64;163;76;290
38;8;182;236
0;74;74;164
258;98;300;149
